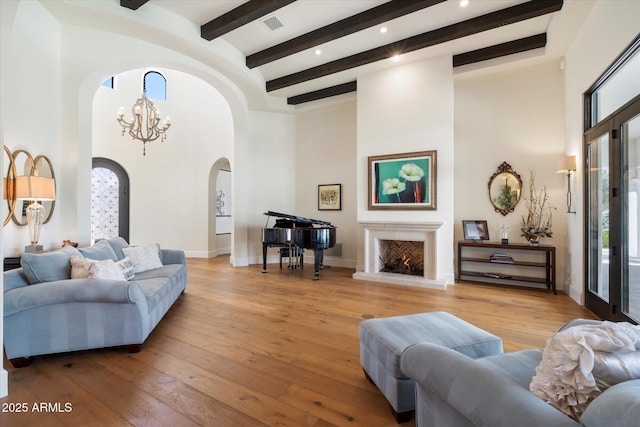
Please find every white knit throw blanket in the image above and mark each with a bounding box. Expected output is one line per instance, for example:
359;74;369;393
530;321;640;420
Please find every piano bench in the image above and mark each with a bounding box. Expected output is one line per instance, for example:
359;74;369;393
279;247;304;270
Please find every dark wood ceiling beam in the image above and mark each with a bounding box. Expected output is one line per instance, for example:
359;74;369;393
287;81;357;105
287;33;547;105
266;0;563;92
247;0;446;69
201;0;296;41
120;0;149;10
453;33;547;67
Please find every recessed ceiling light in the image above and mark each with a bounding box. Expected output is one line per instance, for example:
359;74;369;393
460;0;469;7
392;54;401;62
315;49;322;56
380;27;388;34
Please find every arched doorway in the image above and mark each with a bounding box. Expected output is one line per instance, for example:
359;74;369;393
91;157;130;242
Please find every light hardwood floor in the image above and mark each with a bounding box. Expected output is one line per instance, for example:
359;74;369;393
1;256;596;426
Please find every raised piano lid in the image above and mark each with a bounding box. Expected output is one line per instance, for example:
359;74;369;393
264;211;334;227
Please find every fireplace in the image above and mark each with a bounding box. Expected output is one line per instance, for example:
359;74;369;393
378;240;424;276
353;221;447;289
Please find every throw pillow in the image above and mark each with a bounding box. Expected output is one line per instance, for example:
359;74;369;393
78;239;119;261
105;236;129;260
122;243;163;273
116;257;135;280
70;256;126;281
21;245;82;284
530;321;640;420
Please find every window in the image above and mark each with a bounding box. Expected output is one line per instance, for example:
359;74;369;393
143;71;166;100
586;37;640;129
102;77;114;89
584;35;640;323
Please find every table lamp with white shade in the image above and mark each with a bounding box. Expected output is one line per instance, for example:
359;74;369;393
15;175;56;253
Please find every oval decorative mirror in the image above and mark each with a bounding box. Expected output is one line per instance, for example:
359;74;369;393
488;162;522;216
10;149;35;226
3;145;16;226
33;155;56;224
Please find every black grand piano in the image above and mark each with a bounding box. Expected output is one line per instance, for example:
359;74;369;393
262;211;336;280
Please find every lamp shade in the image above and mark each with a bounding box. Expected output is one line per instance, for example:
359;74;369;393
15;176;56;201
557;155;577;173
564;155;577;171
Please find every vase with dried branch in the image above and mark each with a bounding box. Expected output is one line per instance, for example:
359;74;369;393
520;170;554;245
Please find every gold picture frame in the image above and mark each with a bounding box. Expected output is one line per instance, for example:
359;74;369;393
368;150;437;210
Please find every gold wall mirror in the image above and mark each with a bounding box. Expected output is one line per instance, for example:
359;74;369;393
2;146;56;226
488;162;522;216
9;148;34;226
33;155;56;224
3;145;17;226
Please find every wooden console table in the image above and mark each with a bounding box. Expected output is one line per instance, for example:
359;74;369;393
3;256;21;271
457;241;556;294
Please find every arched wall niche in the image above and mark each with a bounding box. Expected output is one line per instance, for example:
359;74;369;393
209;157;232;257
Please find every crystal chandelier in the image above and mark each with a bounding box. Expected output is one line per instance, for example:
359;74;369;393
117;92;171;155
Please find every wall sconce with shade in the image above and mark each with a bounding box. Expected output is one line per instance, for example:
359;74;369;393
557;155;577;214
15;175;56;252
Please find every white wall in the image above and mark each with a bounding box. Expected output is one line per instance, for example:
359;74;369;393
0;0;19;400
246;110;297;264
563;0;640;303
357;56;455;284
296;100;358;267
2;0;62;256
93;68;234;256
454;61;567;289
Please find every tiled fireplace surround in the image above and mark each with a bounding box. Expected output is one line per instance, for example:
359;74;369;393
353;221;447;290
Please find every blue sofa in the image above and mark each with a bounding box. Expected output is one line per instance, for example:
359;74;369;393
3;237;187;367
400;319;640;427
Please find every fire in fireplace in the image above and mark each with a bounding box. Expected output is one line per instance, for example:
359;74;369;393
378;240;424;277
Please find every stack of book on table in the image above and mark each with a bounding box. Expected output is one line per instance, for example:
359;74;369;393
489;253;514;263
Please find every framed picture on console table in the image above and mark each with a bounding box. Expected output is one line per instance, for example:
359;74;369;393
462;220;490;241
368;150;437;210
318;184;342;210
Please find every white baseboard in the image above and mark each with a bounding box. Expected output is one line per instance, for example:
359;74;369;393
0;368;7;397
184;248;231;258
184;250;210;258
230;256;249;267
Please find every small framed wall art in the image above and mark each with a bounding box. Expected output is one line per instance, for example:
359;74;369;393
318;184;342;210
368;150;437;210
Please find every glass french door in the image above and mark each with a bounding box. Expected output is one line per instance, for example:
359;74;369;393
622;110;640;321
586;130;610;313
585;97;640;322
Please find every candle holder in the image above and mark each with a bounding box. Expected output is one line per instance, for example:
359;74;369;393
499;225;510;244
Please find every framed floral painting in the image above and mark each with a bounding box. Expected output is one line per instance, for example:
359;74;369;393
368;150;437;210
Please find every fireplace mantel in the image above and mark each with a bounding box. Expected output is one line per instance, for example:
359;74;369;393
353;221;448;290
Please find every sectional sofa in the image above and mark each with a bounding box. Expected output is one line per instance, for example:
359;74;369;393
401;319;640;427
